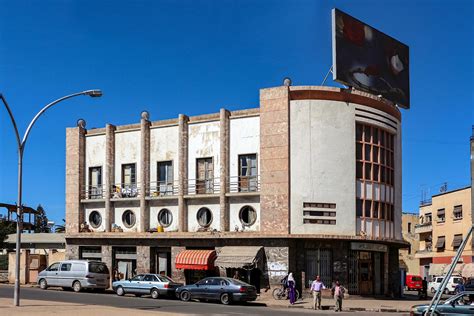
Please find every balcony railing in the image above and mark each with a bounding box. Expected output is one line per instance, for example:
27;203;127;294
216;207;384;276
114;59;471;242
414;222;433;234
81;176;261;200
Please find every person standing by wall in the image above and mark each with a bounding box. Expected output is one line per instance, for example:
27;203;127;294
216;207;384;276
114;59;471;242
310;275;326;310
331;280;345;312
288;272;296;305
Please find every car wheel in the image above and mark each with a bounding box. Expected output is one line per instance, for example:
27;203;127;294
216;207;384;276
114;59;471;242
151;288;159;299
39;279;48;290
431;287;435;294
444;288;449;295
220;293;231;305
73;281;82;293
180;290;191;302
116;286;125;296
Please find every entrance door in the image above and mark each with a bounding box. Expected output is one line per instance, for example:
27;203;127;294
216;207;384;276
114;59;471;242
196;158;213;194
359;252;373;295
373;252;382;295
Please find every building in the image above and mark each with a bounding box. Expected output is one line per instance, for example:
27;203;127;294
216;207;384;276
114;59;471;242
415;186;472;279
65;85;406;296
399;213;420;283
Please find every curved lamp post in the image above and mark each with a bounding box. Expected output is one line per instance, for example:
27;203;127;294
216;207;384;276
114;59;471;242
0;89;102;306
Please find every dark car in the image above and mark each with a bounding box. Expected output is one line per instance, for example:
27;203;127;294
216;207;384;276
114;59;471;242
112;274;183;299
410;291;474;315
176;277;257;305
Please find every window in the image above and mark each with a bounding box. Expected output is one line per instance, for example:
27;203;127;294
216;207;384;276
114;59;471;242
122;163;136;186
303;219;336;225
437;209;445;223
60;263;72;271
122;210;136;228
425;213;432;223
356;199;363;217
157;161;173;195
196;158;213;194
408;223;411;233
408;245;411;255
453;205;463;220
88;166;102;199
158;208;173;227
239;206;257;226
197;207;212;227
144;274;158;282
86;263;107;274
435;236;446;252
239;154;258;192
47;263;60;271
452;234;463;251
131;275;144;282
89;211;102;229
303;211;337;217
303;202;336;209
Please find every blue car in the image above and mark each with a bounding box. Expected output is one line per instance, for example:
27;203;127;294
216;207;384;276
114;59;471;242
410;291;474;315
176;277;258;305
112;274;183;299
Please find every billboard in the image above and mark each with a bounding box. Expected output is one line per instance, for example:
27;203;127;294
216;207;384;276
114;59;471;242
332;8;410;109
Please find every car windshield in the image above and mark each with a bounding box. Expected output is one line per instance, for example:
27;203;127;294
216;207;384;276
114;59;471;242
89;262;109;274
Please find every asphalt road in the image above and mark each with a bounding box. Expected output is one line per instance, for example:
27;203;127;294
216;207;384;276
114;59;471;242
0;285;407;315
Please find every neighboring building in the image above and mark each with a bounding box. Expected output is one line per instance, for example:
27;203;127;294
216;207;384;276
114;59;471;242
65;85;406;296
415;186;472;279
400;213;420;283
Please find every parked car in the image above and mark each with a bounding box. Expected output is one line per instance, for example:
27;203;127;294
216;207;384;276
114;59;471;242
428;275;463;294
410;291;474;315
405;275;423;291
176;277;257;305
112;274;183;299
37;260;110;292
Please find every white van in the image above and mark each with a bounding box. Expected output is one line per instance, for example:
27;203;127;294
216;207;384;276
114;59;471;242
37;260;110;292
428;275;463;294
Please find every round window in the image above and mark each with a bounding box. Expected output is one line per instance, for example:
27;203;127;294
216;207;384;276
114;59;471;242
239;206;257;226
122;210;136;228
158;208;173;227
196;207;212;227
89;211;102;229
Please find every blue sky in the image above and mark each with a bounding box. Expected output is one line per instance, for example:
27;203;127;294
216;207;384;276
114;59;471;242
0;0;473;226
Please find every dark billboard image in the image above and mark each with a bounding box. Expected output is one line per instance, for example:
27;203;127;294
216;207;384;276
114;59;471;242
332;9;410;109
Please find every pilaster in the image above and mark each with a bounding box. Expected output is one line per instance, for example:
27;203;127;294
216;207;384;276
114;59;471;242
139;116;151;232
178;114;189;232
219;109;230;231
104;124;115;232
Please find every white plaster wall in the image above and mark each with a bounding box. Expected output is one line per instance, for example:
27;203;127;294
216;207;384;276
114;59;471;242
150;126;179;184
114;206;140;232
84;205;106;232
187;121;220;192
85;135;106;187
229;116;260;179
229;196;260;232
290;99;356;235
150;201;179;232
187;200;220;231
114;130;141;185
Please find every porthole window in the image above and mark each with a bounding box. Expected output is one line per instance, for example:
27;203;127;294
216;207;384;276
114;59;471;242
197;207;212;227
89;211;102;229
239;206;257;226
158;208;173;227
122;210;136;228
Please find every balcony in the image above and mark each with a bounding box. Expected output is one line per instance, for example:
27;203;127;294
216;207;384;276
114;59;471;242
148;180;179;197
228;175;260;194
414;222;432;234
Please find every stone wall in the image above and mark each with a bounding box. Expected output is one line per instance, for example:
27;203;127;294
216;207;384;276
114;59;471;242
136;246;151;274
65;244;79;260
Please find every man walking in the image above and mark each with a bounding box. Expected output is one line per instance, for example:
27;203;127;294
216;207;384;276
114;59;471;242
331;280;345;312
310;275;326;310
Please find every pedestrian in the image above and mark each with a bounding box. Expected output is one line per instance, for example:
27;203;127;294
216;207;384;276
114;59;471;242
310;275;326;310
419;277;428;299
331;281;345;312
288;272;296;305
455;278;465;294
233;270;240;280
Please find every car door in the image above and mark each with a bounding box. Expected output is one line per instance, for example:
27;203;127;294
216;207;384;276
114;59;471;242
127;274;144;294
192;278;209;299
142;274;156;294
59;263;73;287
46;262;61;286
207;278;228;300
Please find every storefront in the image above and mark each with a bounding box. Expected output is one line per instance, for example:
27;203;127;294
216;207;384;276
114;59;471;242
348;242;387;295
175;249;218;284
113;246;137;280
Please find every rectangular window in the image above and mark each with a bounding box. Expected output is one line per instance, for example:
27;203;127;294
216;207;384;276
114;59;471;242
452;234;463;251
437;208;445;223
356;124;363;141
303;211;336;217
425;213;432;223
373;202;379;219
365;163;372;180
356;143;363;160
356;162;363;179
435;236;446;252
303;219;336;225
365;200;372;218
356;199;363;217
157;161;173;195
238;154;258;192
122;164;136;186
88;166;102;199
196;157;214;194
453;205;463;220
408;222;411;233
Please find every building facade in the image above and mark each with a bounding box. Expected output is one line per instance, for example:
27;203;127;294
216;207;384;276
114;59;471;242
65;85;406;296
415;186;472;279
399;213;420;280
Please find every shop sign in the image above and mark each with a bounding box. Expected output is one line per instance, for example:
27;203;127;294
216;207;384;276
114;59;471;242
350;242;388;253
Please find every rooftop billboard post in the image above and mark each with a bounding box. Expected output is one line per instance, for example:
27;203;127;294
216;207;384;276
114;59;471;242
332;8;410;109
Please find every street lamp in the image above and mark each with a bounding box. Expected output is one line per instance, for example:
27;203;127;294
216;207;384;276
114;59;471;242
0;90;102;306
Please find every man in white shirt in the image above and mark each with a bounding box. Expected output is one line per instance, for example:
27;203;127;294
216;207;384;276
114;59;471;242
310;275;326;310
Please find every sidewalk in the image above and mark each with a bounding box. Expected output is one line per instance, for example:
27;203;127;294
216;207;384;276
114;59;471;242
257;290;429;313
0;298;182;316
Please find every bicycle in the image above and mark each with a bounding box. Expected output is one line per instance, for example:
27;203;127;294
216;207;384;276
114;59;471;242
272;285;300;300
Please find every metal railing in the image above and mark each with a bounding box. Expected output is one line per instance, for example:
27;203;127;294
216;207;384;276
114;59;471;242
185;178;221;195
111;183;141;198
82;185;106;200
148;180;179;197
228;175;260;193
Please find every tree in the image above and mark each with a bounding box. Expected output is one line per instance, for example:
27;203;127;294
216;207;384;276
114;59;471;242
0;221;16;249
34;204;50;233
54;219;66;233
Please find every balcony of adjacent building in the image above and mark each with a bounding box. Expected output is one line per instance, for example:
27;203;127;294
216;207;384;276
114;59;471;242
414;221;433;234
80;175;260;202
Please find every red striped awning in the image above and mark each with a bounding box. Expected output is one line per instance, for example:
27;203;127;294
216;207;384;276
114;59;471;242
175;250;217;270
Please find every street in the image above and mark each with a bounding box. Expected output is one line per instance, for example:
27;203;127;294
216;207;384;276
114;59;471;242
0;285;409;315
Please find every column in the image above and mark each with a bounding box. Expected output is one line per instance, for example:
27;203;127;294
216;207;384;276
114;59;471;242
136;246;151;274
104;124;116;232
102;245;113;287
171;246;186;283
178;114;189;232
65;123;86;233
139;113;151;232
219;109;230;231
